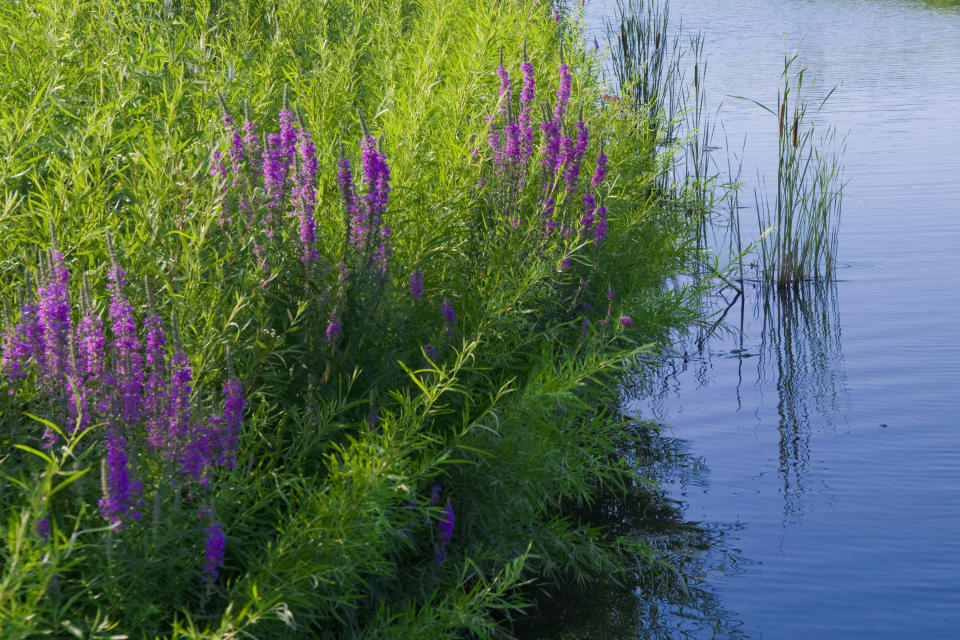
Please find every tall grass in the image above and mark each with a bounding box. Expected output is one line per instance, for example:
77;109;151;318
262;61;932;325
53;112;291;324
756;55;844;291
0;0;704;637
608;0;719;270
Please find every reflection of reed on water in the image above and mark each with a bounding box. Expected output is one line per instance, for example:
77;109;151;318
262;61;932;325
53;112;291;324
758;281;845;521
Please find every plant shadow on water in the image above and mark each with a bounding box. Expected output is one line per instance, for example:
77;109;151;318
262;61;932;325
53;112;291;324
660;273;847;524
513;424;751;639
756;282;846;522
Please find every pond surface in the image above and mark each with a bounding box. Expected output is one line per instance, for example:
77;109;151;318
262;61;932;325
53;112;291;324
578;0;960;637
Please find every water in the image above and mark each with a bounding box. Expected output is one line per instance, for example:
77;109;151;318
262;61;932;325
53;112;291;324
574;0;960;637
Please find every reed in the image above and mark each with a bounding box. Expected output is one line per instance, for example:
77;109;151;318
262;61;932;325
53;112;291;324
756;55;844;291
608;0;718;234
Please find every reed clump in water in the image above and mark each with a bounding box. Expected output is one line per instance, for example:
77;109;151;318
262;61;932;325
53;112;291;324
756;55;844;291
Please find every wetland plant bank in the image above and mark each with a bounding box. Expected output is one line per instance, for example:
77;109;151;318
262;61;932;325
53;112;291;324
0;0;844;637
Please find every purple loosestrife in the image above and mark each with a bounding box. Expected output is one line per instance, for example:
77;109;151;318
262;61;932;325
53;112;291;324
361;135;391;229
436;501;455;564
555;63;571;122
202;518;226;584
294;130;318;263
107;265;143;425
99;429;143;528
35;516;50;540
278;109;298;168
76;309;106;388
352;135;392;272
592;147;609;190
581;192;597;231
167;350;192;460
409;271;424;302
505;120;522;166
325;314;341;343
564;120;589;190
242;120;261;181
594;206;608;243
218;376;243;468
539;116;562;174
38;250;71;396
2;302;38;383
228;128;245;184
143;311;168;451
441;299;455;338
619;315;634;328
423;343;436;362
262;132;287;218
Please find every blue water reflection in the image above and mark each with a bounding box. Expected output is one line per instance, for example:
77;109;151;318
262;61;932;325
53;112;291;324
579;0;960;636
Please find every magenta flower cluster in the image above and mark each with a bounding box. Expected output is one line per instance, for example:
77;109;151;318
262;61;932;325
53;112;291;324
485;52;610;241
2;247;244;580
338;133;394;279
212;106;319;265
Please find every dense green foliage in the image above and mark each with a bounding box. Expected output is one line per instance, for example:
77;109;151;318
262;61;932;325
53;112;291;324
0;1;704;637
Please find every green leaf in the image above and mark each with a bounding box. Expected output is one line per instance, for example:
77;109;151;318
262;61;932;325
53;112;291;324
13;444;53;465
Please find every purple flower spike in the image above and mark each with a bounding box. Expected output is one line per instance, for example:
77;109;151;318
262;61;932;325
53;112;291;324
262;132;287;211
594;206;607;243
540;118;561;174
219;376;244;468
98;429;143;528
619;315;634;328
35;516;51;540
409;271;424;302
295;131;318;263
555;63;571;122
38;250;71;396
325;314;342;343
436;501;455;564
167;351;193;457
361;135;391;225
3;302;39;383
564;120;589;190
77;310;106;385
202;518;226;584
242;121;260;167
581;192;596;230
107;266;143;425
423;343;436;362
592;148;608;190
278;108;298;166
440;299;455;337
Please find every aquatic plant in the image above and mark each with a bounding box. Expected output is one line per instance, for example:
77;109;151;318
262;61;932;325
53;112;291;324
756;55;844;290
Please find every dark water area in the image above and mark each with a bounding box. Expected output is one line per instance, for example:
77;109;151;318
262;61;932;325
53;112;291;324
558;0;960;637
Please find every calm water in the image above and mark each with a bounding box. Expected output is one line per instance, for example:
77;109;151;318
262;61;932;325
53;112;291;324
579;0;960;637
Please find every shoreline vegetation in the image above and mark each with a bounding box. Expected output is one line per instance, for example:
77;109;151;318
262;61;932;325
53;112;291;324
0;1;720;638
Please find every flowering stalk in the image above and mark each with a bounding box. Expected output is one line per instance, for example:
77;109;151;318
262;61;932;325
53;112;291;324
98;429;143;529
409;271;424;302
